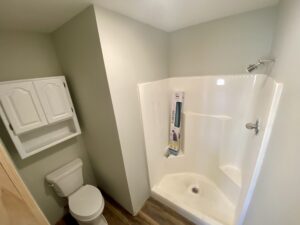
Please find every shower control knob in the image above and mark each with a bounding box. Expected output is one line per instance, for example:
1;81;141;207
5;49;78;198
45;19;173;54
246;120;260;135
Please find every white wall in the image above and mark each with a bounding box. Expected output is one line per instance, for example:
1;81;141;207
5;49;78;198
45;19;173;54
52;6;133;213
244;1;300;225
138;79;169;188
168;7;277;76
0;31;96;225
94;6;169;214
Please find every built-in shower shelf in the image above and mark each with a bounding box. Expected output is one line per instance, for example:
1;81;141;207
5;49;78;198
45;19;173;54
220;165;241;187
164;147;185;159
183;111;232;120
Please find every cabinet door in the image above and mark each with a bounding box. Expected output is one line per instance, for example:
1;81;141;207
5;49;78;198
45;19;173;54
34;78;73;124
0;82;48;135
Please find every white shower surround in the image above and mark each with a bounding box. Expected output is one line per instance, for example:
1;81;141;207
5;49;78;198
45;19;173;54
138;75;282;225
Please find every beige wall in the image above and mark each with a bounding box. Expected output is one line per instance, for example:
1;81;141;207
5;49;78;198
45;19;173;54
244;1;300;225
0;31;96;224
94;6;168;214
0;31;61;79
168;7;277;76
52;6;133;213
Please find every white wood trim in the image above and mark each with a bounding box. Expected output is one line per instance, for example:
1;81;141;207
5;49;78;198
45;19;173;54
21;132;81;159
0;76;65;85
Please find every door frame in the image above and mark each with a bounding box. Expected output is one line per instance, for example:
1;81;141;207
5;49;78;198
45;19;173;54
0;143;50;225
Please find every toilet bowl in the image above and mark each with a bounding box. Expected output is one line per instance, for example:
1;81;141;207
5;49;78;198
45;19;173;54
45;159;108;225
69;185;107;225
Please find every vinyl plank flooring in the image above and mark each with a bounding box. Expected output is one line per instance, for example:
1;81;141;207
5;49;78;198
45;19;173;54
103;194;150;225
58;193;195;225
140;198;194;225
103;193;195;225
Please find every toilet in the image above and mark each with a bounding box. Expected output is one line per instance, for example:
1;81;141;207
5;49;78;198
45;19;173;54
46;158;107;225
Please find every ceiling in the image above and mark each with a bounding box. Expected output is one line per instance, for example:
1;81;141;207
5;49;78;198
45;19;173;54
0;0;279;33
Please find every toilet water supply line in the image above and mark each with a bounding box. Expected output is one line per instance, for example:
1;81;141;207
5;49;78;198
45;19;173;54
166;91;184;157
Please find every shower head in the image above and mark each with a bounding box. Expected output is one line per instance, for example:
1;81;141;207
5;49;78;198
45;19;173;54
246;63;260;73
246;58;275;73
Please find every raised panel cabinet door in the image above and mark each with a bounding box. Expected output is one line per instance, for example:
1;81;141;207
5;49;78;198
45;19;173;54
0;82;48;135
34;78;73;124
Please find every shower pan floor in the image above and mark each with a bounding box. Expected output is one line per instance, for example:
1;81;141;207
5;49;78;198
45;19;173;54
151;173;235;225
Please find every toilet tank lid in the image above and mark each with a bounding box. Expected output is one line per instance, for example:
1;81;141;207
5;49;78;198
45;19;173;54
46;158;83;184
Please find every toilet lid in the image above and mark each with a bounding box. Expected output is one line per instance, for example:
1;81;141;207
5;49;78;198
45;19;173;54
69;185;104;221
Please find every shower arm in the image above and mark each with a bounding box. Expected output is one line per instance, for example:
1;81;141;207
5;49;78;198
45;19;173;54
258;59;275;64
246;58;275;73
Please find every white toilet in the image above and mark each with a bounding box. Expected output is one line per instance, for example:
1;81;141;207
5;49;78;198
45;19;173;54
46;158;107;225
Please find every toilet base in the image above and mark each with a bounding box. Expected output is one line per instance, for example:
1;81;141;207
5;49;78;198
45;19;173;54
77;215;108;225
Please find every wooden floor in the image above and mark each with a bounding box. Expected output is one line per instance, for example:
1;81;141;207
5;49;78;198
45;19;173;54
103;194;195;225
57;194;195;225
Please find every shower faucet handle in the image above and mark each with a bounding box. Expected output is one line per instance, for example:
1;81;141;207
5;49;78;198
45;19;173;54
246;120;260;135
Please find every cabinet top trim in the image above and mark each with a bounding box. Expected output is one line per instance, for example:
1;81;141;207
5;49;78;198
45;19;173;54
0;76;66;85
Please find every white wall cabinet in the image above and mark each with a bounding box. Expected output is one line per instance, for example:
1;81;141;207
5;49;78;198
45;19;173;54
0;82;48;135
0;76;81;159
34;78;73;124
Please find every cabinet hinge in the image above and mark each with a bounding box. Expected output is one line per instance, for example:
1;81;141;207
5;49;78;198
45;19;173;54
63;82;66;88
9;123;14;132
71;107;74;113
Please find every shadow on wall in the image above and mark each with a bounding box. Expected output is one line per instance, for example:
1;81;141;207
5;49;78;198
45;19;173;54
64;76;85;131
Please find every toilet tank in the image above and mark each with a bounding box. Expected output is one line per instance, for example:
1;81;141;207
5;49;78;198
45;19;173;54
46;158;83;197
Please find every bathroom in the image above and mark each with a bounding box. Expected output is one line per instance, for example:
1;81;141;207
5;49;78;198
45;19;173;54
0;0;299;225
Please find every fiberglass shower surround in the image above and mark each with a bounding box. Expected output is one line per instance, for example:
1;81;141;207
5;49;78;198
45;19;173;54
138;75;282;225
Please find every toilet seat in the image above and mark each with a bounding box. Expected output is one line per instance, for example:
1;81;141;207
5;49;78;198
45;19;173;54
69;185;104;221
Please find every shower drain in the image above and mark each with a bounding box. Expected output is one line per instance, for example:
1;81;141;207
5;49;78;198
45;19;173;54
191;186;199;194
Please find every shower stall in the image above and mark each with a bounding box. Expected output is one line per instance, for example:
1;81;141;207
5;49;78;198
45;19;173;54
138;75;282;225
